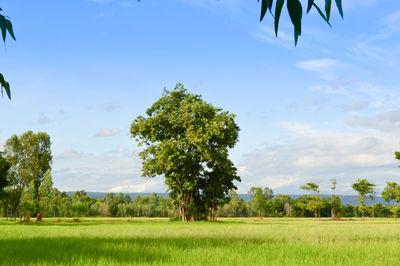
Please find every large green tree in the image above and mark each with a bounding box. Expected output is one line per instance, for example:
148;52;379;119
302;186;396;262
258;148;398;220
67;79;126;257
352;179;376;219
4;131;52;219
130;84;240;221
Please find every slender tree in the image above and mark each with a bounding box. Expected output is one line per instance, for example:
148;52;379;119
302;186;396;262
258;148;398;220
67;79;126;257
329;178;339;219
249;187;267;220
352;179;376;219
382;181;400;218
300;182;321;217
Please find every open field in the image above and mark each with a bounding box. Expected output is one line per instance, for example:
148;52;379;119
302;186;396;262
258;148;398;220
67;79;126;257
1;218;400;265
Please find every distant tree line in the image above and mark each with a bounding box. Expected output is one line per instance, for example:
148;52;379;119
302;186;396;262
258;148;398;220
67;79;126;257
2;161;400;220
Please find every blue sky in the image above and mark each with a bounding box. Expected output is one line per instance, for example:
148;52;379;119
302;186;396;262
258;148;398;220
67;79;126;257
1;0;400;194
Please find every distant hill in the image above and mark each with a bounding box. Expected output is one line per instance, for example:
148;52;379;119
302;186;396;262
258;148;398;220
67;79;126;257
65;191;387;206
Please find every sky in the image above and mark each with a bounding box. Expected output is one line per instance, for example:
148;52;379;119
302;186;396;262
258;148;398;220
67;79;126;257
0;0;400;195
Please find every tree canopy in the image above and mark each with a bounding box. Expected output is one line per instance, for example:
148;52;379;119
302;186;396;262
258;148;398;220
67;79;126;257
4;131;52;218
352;179;376;218
130;83;240;221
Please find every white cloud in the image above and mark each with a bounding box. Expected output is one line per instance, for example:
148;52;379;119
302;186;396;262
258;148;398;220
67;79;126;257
108;147;127;154
251;25;292;48
104;102;120;112
236;122;400;194
37;116;52;124
94;128;121;137
346;109;400;135
280;121;324;137
52;148;162;192
296;58;342;72
343;101;370;112
383;9;400;31
296;58;343;80
110;180;162;193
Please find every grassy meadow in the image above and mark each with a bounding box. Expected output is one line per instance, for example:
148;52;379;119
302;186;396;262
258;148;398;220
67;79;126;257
1;217;400;265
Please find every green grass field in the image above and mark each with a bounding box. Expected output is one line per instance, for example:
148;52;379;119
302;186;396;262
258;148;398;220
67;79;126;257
1;217;400;265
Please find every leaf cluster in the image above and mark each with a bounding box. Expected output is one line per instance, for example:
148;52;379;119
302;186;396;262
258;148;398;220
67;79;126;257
258;0;343;45
0;8;15;100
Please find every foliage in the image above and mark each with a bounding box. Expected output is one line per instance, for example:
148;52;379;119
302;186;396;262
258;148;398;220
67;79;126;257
0;8;16;100
3;131;52;218
382;181;400;217
352;179;376;218
249;187;267;219
258;0;343;45
300;182;321;217
0;152;10;191
130;83;239;221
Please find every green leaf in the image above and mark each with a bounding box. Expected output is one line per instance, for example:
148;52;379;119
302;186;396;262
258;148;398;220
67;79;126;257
0;73;11;99
274;0;284;36
5;19;15;40
287;0;302;37
268;0;274;13
260;0;268;22
335;0;344;18
307;0;314;13
313;3;331;27
325;0;332;21
0;15;7;42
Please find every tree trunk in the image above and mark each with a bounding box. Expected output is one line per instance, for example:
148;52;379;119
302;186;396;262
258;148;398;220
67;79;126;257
211;204;215;222
36;211;43;223
371;201;374;219
331;208;335;220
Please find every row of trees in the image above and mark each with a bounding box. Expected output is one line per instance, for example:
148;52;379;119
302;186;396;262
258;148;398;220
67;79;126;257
2;179;400;220
247;177;400;220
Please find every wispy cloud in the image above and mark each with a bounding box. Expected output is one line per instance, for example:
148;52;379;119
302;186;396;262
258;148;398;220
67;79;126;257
236;122;399;194
37;116;52;125
346;109;400;135
296;58;344;80
52;148;161;192
251;24;292;48
94;128;121;137
88;102;121;112
110;180;161;193
343;101;370;112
